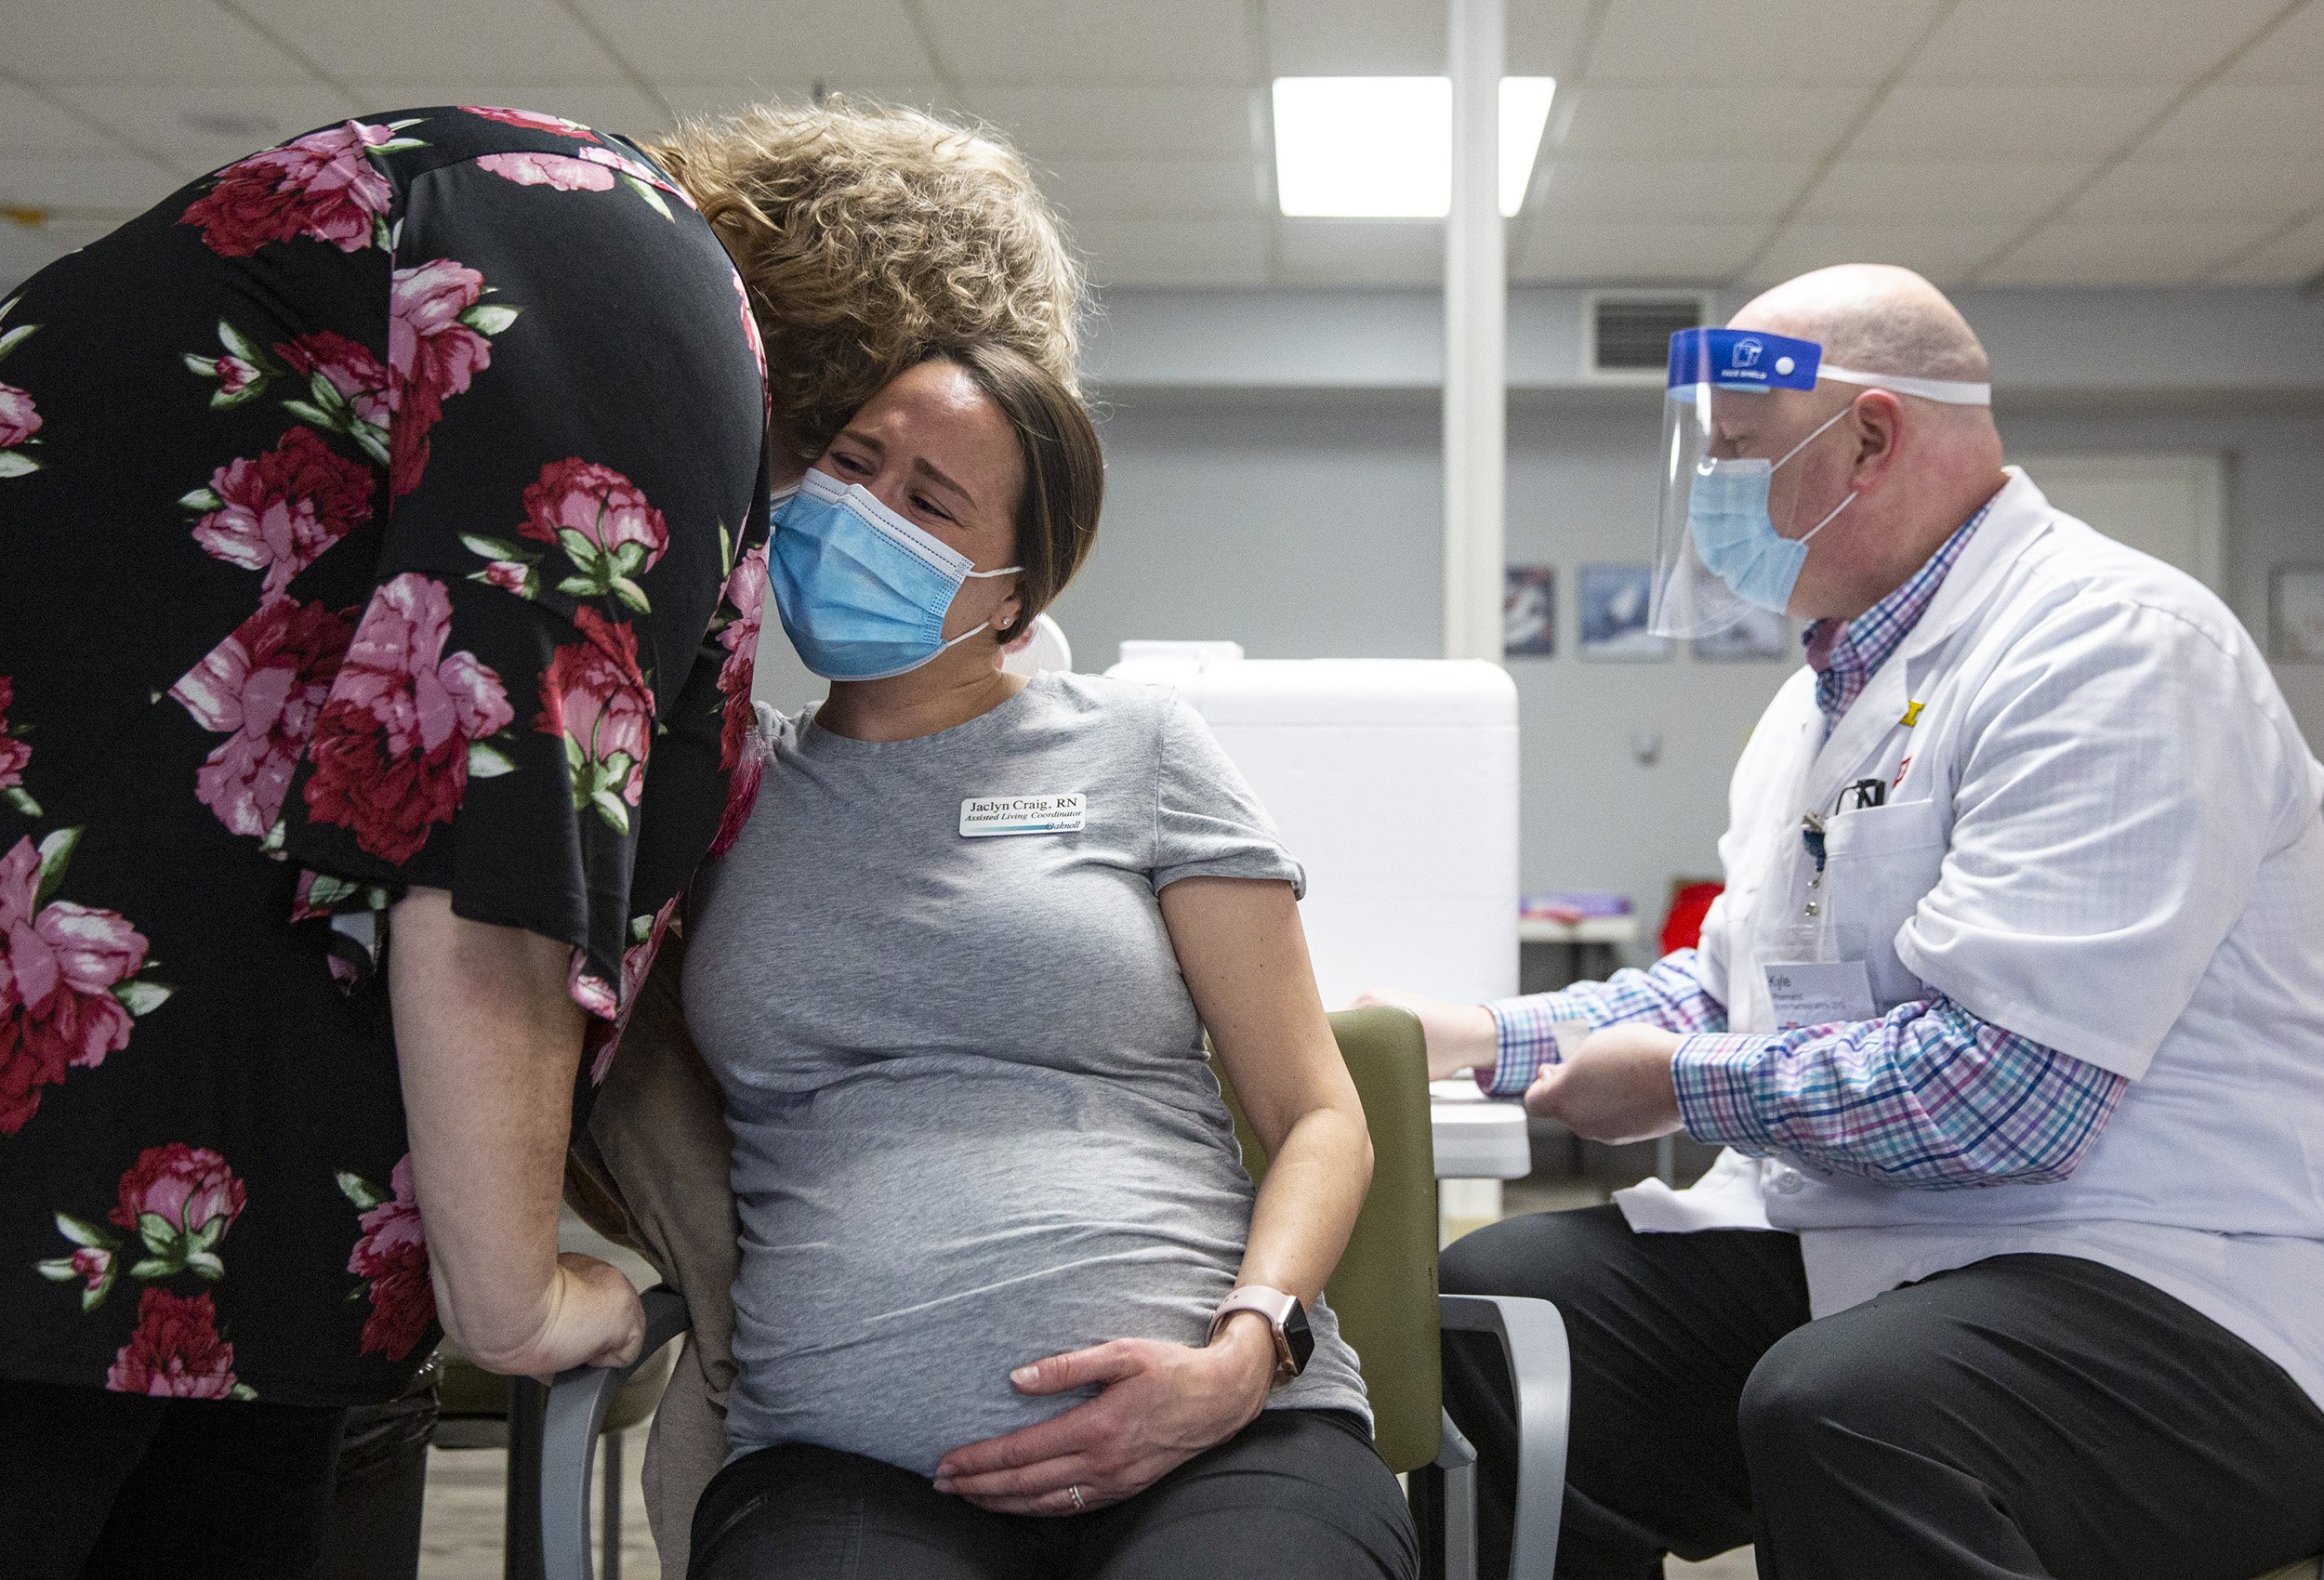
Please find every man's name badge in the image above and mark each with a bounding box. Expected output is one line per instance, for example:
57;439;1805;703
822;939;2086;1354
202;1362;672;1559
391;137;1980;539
960;793;1087;837
1763;961;1876;1030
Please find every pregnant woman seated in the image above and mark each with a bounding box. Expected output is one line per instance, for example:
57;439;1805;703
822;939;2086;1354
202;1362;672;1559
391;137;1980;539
675;346;1419;1578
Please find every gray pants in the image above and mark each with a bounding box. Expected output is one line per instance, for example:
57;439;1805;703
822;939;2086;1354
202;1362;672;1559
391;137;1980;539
1428;1205;2324;1580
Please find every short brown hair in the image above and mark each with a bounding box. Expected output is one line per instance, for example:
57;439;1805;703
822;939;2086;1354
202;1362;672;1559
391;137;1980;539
646;100;1084;461
936;344;1103;629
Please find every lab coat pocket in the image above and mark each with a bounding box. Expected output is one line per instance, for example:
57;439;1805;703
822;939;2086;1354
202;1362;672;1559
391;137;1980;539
1825;799;1948;1013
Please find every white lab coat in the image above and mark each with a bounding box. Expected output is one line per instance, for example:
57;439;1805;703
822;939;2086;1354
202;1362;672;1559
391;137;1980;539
1618;467;2324;1408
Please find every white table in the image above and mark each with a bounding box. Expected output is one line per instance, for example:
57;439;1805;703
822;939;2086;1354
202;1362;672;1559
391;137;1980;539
1432;1079;1531;1244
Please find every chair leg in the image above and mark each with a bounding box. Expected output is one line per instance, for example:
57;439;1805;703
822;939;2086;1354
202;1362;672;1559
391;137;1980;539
601;1430;621;1580
507;1377;549;1580
1438;1408;1479;1580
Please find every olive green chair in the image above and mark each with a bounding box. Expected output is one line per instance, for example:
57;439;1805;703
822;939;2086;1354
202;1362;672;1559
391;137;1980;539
536;1007;1570;1580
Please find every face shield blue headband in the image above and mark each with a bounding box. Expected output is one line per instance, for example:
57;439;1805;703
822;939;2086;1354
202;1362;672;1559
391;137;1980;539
770;467;1021;681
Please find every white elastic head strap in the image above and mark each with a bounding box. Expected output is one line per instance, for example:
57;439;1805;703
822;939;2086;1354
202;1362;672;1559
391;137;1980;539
1819;364;1991;406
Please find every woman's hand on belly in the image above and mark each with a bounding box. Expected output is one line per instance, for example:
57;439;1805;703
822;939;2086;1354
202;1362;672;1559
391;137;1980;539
930;1316;1277;1515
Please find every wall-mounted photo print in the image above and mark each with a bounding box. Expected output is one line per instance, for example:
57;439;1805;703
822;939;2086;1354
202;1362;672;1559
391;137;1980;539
1504;565;1556;657
1578;563;1670;661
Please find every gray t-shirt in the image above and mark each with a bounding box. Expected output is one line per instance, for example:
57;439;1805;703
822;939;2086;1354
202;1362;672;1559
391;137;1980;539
681;671;1370;1477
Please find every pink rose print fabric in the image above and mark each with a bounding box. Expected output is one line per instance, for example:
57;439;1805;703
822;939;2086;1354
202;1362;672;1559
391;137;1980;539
388;259;517;499
535;607;654;836
0;105;768;1403
178;120;419;257
303;574;515;863
181;427;376;596
0;832;169;1138
339;1153;433;1361
106;1288;252;1399
171;598;355;839
0;675;35;818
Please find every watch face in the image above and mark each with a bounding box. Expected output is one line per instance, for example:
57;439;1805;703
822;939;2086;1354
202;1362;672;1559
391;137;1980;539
1284;1299;1314;1375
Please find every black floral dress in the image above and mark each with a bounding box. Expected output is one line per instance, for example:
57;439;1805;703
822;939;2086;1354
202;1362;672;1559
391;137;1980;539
0;106;770;1405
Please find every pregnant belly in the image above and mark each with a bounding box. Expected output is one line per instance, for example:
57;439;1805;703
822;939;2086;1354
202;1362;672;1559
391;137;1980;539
722;1119;1257;1477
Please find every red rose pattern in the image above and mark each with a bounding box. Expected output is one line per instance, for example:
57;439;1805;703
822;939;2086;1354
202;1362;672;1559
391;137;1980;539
347;1153;433;1360
303;573;514;863
520;456;668;578
178;121;396;258
476;151;616;193
0;836;152;1137
535;607;653;831
171;599;353;839
0;383;38;449
106;1288;243;1397
388;260;495;499
111;1142;245;1243
0;675;31;807
460;105;600;141
716;545;766;772
188;427;375;597
277;331;391;431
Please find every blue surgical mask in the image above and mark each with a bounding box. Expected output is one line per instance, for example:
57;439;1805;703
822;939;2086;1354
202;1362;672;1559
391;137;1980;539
1688;406;1856;614
770;468;1021;680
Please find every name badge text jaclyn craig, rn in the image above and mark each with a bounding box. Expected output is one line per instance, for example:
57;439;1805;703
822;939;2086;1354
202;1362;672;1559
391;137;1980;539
959;794;1088;837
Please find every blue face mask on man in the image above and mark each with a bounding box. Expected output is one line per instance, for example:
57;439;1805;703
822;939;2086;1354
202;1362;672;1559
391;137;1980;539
770;467;1021;681
1686;405;1857;615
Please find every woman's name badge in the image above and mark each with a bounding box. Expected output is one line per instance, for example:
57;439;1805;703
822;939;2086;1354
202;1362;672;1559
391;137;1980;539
1763;961;1876;1030
960;793;1086;837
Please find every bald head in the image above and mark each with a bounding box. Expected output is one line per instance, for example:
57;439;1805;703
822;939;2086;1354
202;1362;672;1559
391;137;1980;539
1734;264;1991;387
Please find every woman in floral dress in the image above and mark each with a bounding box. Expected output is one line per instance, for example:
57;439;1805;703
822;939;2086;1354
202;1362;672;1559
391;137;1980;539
0;100;1079;1574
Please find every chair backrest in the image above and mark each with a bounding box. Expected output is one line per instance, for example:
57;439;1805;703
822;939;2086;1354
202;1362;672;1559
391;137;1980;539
1210;1005;1442;1474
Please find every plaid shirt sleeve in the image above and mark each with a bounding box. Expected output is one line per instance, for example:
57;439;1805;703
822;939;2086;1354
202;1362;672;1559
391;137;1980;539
1671;997;2129;1190
1477;948;1728;1097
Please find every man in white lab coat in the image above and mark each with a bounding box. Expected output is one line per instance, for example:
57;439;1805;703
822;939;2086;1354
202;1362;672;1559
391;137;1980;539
1377;265;2324;1580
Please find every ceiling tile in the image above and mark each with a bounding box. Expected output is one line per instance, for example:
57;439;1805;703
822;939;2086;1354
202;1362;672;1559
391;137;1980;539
561;0;933;86
233;0;617;80
1037;160;1263;221
1534;159;1817;220
1799;159;2093;222
5;0;315;82
2206;213;2324;284
1262;0;1441;75
1514;217;1770;283
1848;78;2181;158
1908;0;2291;83
0;83;118;156
46;82;359;178
2225;0;2324;81
2069;155;2324;219
1507;0;1600;78
0;152;185;210
964;85;1259;164
342;80;671;140
1276;217;1441;284
1588;0;1944;83
650;79;955;121
1070;217;1270;287
918;0;1256;86
1741;217;2029;288
1976;217;2278;285
1551;82;1868;159
2142;80;2324;154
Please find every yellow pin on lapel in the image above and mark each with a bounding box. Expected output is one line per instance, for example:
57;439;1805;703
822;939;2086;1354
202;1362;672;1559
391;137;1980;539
1899;700;1926;728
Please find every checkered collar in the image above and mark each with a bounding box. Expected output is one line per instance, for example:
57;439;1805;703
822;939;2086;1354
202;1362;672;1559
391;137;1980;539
1802;499;1994;731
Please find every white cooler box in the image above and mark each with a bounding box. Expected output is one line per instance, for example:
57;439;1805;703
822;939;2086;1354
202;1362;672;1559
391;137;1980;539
1105;646;1532;1224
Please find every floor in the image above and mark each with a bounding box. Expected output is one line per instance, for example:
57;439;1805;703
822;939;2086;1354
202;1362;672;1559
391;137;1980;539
414;1196;1761;1578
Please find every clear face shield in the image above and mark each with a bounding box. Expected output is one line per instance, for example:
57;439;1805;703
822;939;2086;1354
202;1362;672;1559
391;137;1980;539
1648;327;1993;639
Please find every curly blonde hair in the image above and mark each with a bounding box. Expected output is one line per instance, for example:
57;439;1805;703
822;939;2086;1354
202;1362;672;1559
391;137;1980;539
647;100;1084;461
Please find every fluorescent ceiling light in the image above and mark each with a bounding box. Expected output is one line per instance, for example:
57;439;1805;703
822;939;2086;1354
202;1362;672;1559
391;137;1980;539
1271;76;1557;219
1499;77;1556;217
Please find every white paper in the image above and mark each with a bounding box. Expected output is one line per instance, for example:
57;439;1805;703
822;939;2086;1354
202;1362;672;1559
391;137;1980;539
1763;959;1876;1030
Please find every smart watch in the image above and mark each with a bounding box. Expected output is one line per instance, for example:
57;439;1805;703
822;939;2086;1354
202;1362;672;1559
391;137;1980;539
1207;1285;1314;1382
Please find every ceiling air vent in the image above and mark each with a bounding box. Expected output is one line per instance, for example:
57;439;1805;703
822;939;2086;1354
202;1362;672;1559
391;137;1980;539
1584;291;1710;382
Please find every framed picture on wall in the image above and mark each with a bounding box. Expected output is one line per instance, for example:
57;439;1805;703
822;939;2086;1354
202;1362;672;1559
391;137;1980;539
1578;563;1670;661
1693;606;1794;662
2273;566;2324;662
1503;565;1556;656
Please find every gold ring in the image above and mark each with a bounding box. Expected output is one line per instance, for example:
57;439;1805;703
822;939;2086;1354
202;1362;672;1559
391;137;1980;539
1067;1483;1086;1510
